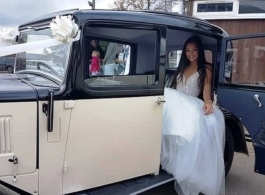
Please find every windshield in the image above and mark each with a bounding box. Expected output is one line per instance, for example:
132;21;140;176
16;28;71;83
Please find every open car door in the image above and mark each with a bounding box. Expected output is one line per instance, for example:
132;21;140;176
217;33;265;175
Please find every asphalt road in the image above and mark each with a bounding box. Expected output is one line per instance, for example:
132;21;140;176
225;142;265;195
141;142;265;195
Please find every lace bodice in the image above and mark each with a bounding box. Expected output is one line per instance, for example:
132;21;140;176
176;72;201;97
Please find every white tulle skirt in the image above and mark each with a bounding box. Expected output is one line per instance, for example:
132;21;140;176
160;88;225;195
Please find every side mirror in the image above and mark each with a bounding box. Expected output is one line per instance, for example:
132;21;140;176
42;90;54;132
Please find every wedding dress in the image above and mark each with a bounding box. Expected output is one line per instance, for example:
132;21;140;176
160;72;225;195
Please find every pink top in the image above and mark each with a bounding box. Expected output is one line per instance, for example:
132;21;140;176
90;56;100;72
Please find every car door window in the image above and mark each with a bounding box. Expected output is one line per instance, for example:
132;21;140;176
84;25;159;87
224;37;265;86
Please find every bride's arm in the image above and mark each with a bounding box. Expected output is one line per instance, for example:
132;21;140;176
203;65;213;114
203;65;213;102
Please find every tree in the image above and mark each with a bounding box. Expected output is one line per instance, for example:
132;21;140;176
111;0;194;14
183;0;194;15
112;0;165;11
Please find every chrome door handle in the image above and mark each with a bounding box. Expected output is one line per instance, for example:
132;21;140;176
254;94;262;107
155;97;165;105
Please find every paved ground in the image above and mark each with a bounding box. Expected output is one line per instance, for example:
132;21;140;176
142;142;265;195
225;142;265;195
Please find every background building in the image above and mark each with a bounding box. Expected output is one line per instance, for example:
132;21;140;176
188;0;265;35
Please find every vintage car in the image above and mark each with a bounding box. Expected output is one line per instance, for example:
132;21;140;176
0;8;264;195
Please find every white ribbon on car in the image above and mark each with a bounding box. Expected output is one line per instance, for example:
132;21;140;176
0;15;80;57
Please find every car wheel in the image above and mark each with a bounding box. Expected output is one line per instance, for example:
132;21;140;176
6;65;13;73
224;126;234;177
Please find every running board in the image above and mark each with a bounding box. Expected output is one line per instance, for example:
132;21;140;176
69;170;174;195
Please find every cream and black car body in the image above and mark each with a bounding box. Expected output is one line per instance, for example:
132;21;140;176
0;9;264;195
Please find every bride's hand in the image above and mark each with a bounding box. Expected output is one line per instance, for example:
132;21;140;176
203;100;213;115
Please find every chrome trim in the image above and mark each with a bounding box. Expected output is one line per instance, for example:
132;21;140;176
129;178;174;195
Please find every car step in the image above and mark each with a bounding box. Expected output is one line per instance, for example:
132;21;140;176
69;170;174;195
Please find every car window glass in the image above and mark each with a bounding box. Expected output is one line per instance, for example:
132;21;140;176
224;37;265;86
84;26;159;87
16;28;71;83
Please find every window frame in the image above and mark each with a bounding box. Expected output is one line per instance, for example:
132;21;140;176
193;0;236;16
197;2;233;13
193;0;265;20
78;20;167;98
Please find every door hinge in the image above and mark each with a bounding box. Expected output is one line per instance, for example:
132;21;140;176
64;100;75;109
8;155;18;182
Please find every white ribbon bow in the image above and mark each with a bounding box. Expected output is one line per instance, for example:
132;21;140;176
50;15;79;43
0;28;17;46
0;15;80;57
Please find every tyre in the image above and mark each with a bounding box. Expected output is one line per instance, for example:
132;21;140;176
224;126;234;177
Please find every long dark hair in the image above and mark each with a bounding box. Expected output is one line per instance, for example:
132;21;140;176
170;36;211;92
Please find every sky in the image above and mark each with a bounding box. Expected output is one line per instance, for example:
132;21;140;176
0;0;115;29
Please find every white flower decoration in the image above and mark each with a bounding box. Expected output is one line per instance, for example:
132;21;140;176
50;15;79;42
0;28;17;46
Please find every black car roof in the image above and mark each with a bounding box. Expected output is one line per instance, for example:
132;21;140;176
18;8;79;30
18;9;226;36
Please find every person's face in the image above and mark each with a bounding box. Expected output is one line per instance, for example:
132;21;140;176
91;40;97;47
185;42;198;63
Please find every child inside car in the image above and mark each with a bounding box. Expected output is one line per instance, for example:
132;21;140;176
90;50;101;76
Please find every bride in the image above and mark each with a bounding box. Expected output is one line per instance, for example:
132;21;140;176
161;36;225;195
